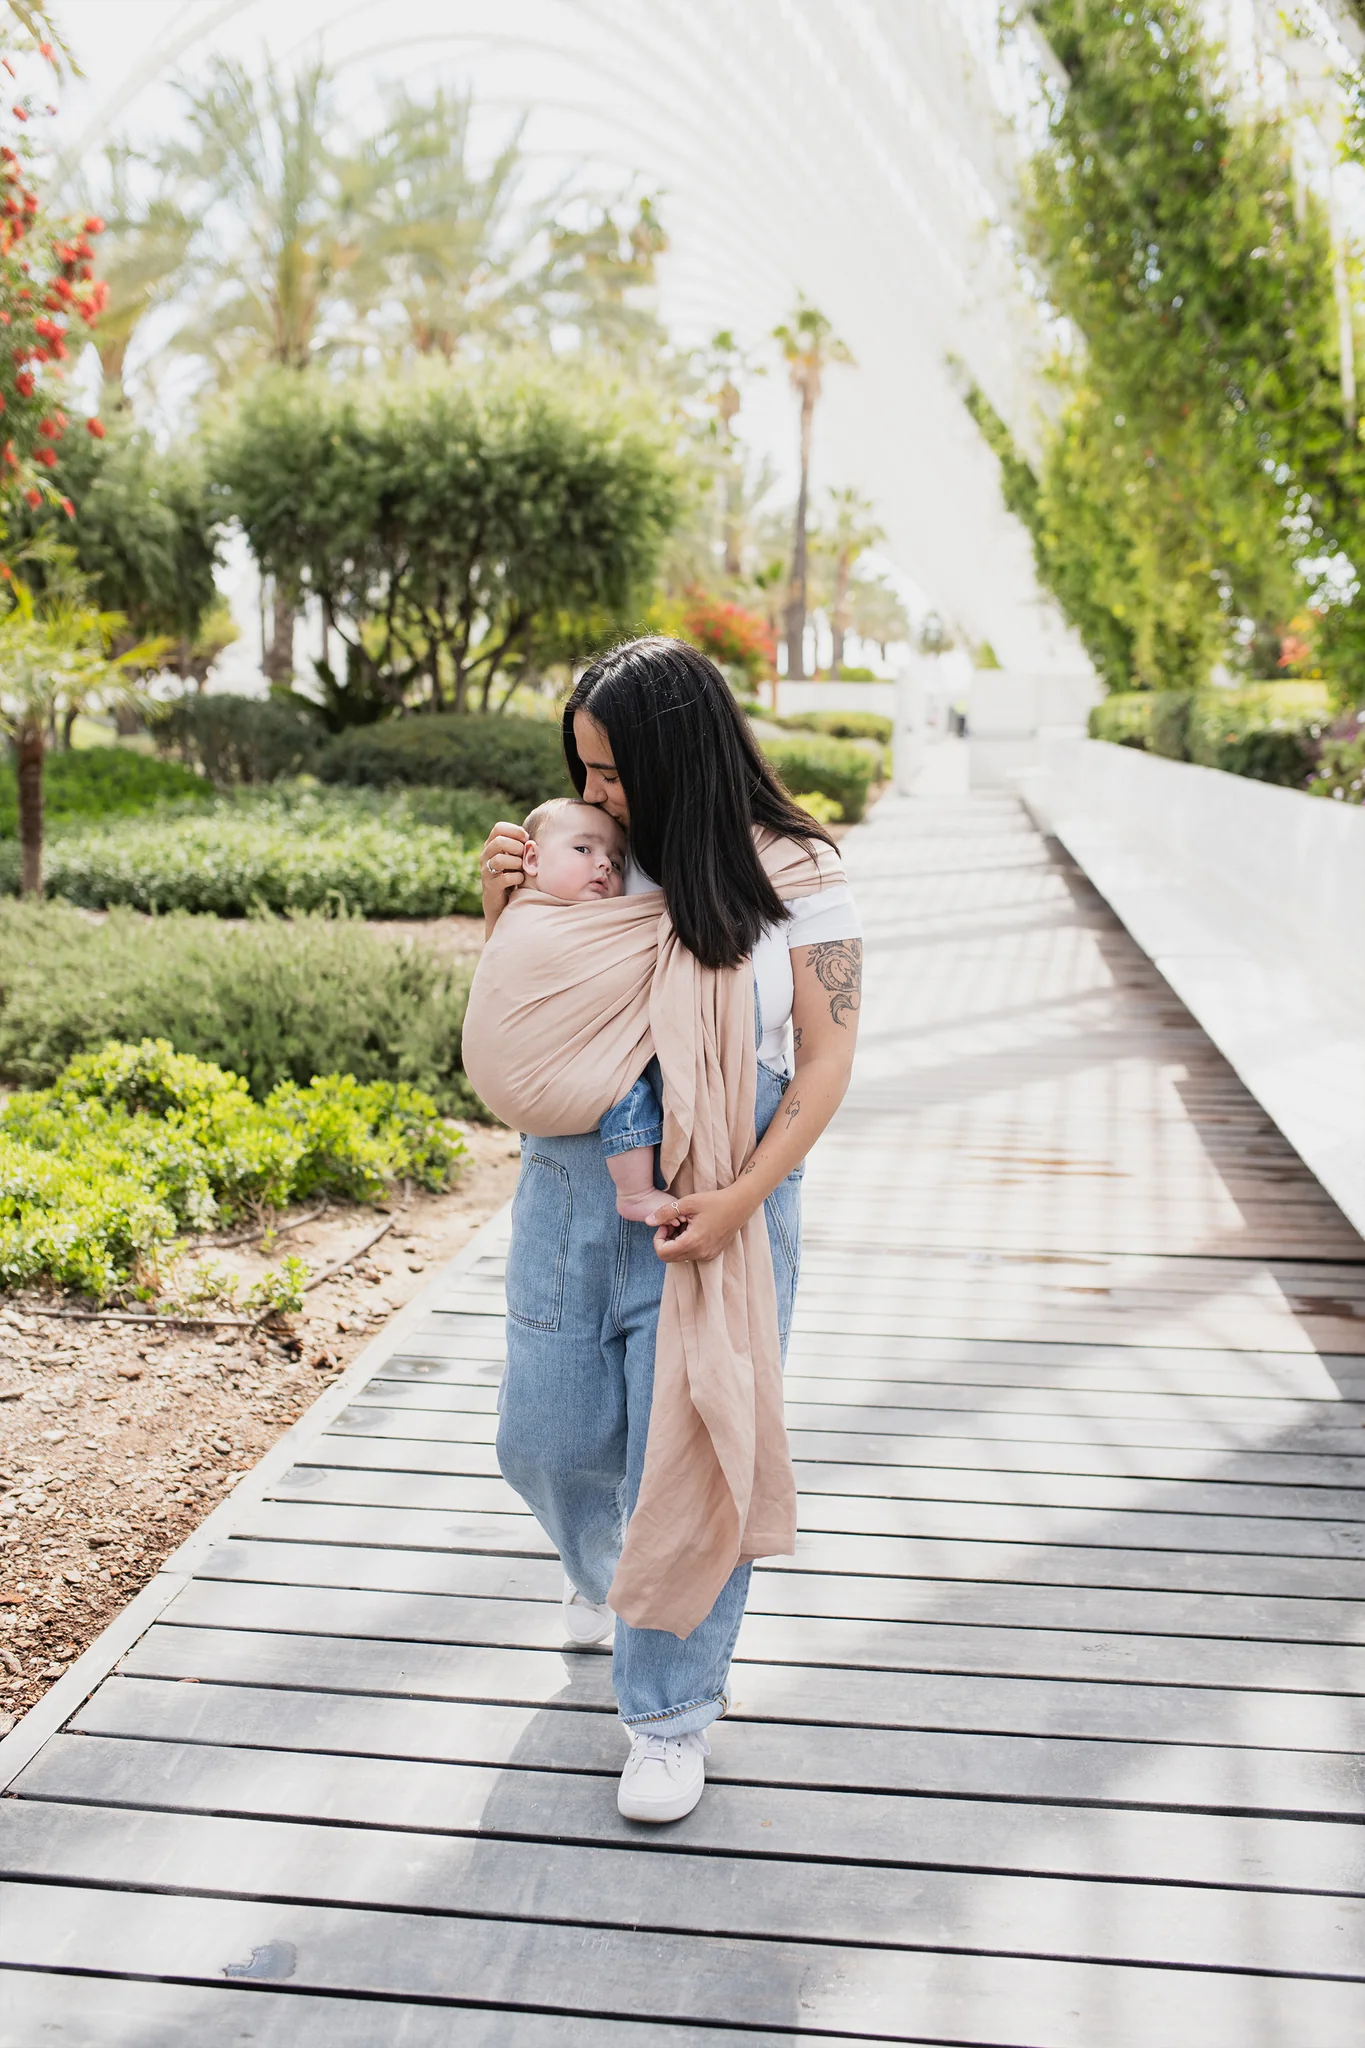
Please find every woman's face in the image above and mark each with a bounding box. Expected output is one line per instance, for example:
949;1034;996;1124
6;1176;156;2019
573;710;629;826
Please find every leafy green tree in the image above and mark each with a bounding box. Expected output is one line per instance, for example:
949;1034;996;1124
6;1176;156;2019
213;366;681;716
979;1;1363;695
818;487;883;676
772;299;853;678
849;572;908;661
10;422;219;659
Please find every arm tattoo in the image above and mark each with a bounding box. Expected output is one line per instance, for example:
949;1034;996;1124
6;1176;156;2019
804;938;862;1028
792;1026;803;1053
782;1092;802;1128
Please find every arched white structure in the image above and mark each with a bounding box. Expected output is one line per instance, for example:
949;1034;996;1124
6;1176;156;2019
57;0;1096;674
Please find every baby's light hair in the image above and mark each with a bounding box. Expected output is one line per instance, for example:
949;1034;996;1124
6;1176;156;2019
522;797;624;846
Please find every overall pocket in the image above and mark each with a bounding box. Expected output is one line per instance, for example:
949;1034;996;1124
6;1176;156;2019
505;1152;572;1331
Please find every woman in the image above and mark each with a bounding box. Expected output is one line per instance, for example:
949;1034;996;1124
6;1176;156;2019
479;638;862;1822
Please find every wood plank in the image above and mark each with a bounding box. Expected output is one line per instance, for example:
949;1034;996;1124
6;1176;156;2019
153;1577;1365;1693
193;1536;1365;1646
20;1735;1365;1896
69;1677;1365;1819
5;1882;1362;2048
235;1495;1365;1600
0;1972;780;2048
122;1624;1365;1750
4;1798;1362;1981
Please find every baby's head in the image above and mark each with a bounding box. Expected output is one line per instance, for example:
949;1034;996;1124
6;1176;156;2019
522;799;627;901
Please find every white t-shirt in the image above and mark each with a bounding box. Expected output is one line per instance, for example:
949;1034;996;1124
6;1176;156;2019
625;856;862;1075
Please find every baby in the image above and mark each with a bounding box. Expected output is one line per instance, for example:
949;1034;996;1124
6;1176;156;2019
521;798;665;1223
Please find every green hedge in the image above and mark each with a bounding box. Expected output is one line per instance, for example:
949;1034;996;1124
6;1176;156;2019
156;693;328;785
0;798;483;919
760;732;878;822
1089;684;1332;786
319;714;573;808
0;746;211;834
0;900;478;1109
0;1038;466;1297
776;709;892;744
1308;727;1365;804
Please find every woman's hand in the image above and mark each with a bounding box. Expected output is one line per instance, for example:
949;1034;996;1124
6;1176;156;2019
480;821;530;935
648;1185;756;1265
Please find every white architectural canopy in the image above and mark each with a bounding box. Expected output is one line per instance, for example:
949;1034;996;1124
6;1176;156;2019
57;0;1100;674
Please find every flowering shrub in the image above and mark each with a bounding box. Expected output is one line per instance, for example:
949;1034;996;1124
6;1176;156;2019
0;1037;467;1297
682;590;776;682
0;39;108;527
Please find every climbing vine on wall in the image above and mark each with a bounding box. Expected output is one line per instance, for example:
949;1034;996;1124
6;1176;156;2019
984;0;1365;699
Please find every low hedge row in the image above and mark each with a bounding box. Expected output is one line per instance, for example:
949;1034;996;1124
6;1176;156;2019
318;714;573;808
0;1037;467;1297
777;710;892;744
0;799;483;919
760;732;879;821
0;901;479;1110
1089;684;1333;787
0;747;210;835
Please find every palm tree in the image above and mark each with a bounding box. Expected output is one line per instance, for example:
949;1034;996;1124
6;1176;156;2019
701;329;767;577
823;487;884;675
849;572;910;662
345;86;535;362
66;146;195;411
772;299;853;678
538;195;669;367
0;564;164;895
170;57;359;680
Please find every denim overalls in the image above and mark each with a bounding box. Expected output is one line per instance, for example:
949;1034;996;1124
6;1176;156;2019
496;996;801;1736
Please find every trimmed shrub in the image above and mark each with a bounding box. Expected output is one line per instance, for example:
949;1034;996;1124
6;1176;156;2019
0;802;483;918
1308;726;1365;803
1149;691;1194;761
0;900;478;1110
1185;684;1328;786
319;714;573;808
0;746;211;834
0;1038;467;1297
759;732;878;822
777;710;892;744
156;693;328;785
1087;695;1154;748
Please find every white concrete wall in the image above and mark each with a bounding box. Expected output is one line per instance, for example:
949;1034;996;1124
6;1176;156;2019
1028;735;1365;1239
966;670;1100;789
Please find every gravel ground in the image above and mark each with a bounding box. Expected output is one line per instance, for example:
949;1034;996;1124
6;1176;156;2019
0;1123;521;1736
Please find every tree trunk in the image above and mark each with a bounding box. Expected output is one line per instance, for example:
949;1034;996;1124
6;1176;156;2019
262;584;296;685
60;703;79;750
16;725;44;899
723;464;743;579
831;556;850;677
785;391;815;680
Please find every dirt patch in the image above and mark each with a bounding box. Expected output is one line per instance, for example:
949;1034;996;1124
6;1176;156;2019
0;1124;521;1737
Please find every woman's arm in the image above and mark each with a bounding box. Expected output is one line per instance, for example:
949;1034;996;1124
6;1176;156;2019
651;936;862;1263
479;821;530;937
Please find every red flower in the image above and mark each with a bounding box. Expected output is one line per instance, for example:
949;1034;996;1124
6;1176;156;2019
83;215;105;236
86;416;105;439
10;106;26;123
37;416;58;437
23;486;41;506
34;447;57;467
15;371;35;396
39;42;54;61
59;496;74;519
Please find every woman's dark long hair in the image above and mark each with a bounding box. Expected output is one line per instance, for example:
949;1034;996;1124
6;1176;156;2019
562;637;834;970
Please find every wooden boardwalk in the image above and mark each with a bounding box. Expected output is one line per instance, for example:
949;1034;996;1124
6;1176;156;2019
3;787;1365;2044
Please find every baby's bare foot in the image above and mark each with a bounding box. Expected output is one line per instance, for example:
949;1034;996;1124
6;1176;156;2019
616;1188;669;1224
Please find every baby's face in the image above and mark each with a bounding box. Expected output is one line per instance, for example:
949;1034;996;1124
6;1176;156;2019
527;809;626;900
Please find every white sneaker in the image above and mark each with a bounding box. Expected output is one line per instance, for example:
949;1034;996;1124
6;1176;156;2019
617;1729;710;1823
561;1573;614;1648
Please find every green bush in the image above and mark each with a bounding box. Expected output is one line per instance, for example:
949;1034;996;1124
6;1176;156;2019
759;732;878;822
156;693;328;785
1308;727;1365;803
0;1038;467;1298
1088;695;1155;747
0;797;484;919
777;710;892;744
0;900;478;1109
1091;683;1332;786
0;746;211;835
319;714;573;808
1185;684;1329;785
